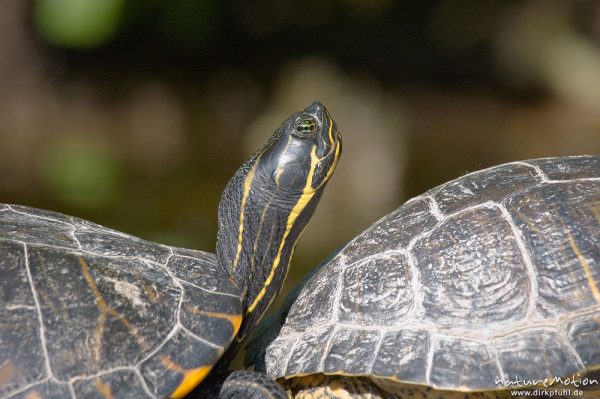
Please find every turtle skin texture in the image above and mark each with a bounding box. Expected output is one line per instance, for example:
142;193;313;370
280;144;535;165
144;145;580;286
260;156;600;398
0;205;242;399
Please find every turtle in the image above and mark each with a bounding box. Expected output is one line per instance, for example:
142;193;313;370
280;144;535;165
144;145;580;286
244;155;600;399
0;101;341;399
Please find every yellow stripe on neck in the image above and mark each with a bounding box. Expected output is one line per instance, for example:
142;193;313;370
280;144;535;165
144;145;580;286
246;145;320;314
232;163;257;273
326;109;335;147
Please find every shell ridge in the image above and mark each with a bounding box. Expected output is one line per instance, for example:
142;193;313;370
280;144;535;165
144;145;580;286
424;195;443;221
7;239;171;265
68;383;76;398
156;253;186;328
424;334;435;387
133;366;159;399
21;242;55;382
559;305;600;371
557;328;586;372
68;366;158;399
511;161;550;182
70;226;83;250
545;176;600;183
178;280;240;300
318;324;339;372
178;325;224;350
69;365;137;384
2;378;52;399
314;319;589;341
281;336;301;377
421;160;537;199
428;155;592;191
329;255;347;325
174;273;185;327
135;325;180;370
495;202;539;319
439;199;497;220
367;331;386;375
405;201;441;321
7;205;74;227
317;256;345;373
559;304;600;324
491;349;505;384
166;252;216;265
8;206;85;251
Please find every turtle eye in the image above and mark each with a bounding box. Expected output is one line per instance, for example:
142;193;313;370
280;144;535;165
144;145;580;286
293;117;318;138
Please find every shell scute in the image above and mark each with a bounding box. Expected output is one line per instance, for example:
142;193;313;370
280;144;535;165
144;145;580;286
432;163;540;216
0;205;238;398
342;198;437;264
75;230;171;264
6;380;71;399
530;155;600;180
564;313;600;369
138;328;222;398
413;206;530;329
506;180;600;316
430;337;499;390
72;369;151;398
166;254;240;298
284;258;341;331
0;208;79;249
263;336;294;378
179;282;242;347
26;245;180;381
339;253;412;326
285;326;334;377
493;328;582;383
323;328;380;376
371;329;430;385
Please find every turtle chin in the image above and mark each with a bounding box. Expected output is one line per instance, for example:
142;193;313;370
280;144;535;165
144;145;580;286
312;135;342;192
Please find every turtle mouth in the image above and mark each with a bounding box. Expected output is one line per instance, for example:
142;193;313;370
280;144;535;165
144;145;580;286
318;128;341;164
332;133;342;159
330;130;342;157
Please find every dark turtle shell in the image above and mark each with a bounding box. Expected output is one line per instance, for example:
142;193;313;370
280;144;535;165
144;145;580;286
0;205;242;399
265;155;600;395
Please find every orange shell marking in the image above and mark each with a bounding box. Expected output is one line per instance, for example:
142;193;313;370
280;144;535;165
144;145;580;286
169;366;212;399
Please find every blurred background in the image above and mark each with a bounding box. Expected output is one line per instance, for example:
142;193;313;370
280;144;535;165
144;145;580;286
1;0;600;310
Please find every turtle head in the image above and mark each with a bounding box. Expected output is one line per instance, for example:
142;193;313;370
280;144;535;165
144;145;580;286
254;101;342;202
216;101;341;340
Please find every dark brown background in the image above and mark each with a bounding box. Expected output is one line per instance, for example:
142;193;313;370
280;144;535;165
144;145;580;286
1;0;599;305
